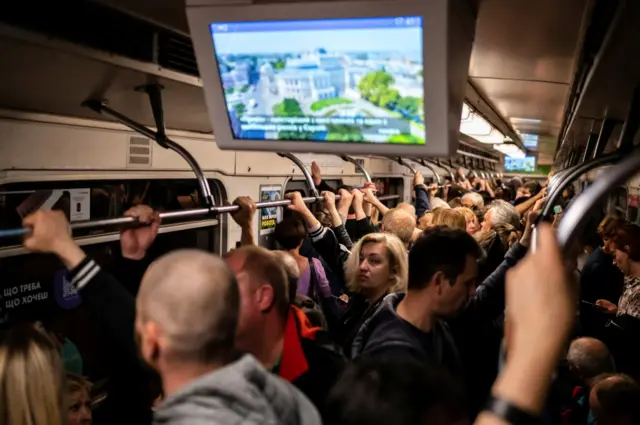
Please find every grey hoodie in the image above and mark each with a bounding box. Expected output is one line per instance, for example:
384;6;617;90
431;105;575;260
153;354;322;425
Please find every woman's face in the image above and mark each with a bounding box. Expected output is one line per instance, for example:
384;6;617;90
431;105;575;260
614;248;631;275
358;242;394;292
68;389;92;425
466;215;480;235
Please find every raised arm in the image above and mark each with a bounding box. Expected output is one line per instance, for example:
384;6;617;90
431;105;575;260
287;191;350;282
475;224;574;425
324;191;354;249
229;196;257;247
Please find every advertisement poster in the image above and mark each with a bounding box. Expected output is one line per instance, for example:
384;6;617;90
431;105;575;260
258;185;282;248
16;189;91;222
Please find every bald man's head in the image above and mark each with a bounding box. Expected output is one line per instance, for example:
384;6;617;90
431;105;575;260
382;208;416;246
567;337;615;383
136;249;238;364
590;374;640;425
397;202;416;219
273;250;300;302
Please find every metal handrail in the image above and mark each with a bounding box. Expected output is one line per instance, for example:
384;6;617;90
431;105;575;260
83;98;216;208
278;153;319;198
412;159;442;185
540;151;625;222
0;194;401;239
396;158;417;175
341;156;372;182
557;148;640;253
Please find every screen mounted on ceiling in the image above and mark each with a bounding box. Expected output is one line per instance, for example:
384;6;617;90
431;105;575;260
504;156;536;173
209;17;425;145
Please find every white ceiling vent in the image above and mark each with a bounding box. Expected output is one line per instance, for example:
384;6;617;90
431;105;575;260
127;137;152;167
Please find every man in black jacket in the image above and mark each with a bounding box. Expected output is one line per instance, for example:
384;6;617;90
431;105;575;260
351;215;535;414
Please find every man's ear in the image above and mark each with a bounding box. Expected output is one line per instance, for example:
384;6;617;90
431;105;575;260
432;271;446;295
140;321;161;366
256;284;275;313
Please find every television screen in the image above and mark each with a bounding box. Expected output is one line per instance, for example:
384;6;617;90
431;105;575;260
522;134;538;149
505;156;536;173
209;16;425;145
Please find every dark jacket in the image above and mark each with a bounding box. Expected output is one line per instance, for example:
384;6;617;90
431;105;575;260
333;292;387;355
580;247;624;303
351;293;464;378
68;256;154;425
351;242;528;414
279;306;346;418
414;184;431;219
308;223;351;284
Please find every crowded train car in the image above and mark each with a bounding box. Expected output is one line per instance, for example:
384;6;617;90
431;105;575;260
1;1;640;425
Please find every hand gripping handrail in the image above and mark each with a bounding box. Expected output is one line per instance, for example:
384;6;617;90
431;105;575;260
0;194;401;238
557;148;640;253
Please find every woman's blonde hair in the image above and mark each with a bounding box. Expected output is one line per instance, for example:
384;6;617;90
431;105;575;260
454;207;475;223
433;209;466;230
0;325;64;425
66;372;92;395
345;232;408;293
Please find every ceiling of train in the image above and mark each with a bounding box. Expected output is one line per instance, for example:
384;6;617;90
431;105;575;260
4;0;639;165
97;0;589;165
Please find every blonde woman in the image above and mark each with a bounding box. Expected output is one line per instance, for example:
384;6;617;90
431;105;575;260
455;207;481;235
335;232;408;354
0;325;65;425
433;209;466;231
66;373;93;425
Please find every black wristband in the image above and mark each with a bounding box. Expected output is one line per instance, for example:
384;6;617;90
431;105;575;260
484;395;539;425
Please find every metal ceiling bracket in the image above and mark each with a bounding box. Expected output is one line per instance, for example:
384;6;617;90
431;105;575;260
82;92;215;208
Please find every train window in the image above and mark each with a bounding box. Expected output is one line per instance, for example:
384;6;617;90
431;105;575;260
0;177;226;397
373;177;403;208
0;178;225;248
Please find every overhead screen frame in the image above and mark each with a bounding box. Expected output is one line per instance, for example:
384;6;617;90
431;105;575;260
187;0;474;157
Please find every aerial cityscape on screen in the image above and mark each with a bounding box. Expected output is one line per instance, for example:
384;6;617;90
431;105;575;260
505;156;536;173
210;17;425;144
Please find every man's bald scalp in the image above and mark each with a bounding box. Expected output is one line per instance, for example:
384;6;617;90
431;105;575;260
567;337;615;380
382;208;416;245
138;249;238;363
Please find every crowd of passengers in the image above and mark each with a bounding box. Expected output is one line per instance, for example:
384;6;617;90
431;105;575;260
2;162;640;425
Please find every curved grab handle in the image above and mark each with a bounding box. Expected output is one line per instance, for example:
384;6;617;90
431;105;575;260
557;148;640;253
279;153;320;198
539;151;623;223
425;158;455;182
396;157;417;175
83;99;215;207
413;159;442;185
340;156;373;183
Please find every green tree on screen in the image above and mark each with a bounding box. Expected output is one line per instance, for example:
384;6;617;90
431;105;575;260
233;103;246;118
358;71;395;105
273;98;305;117
396;96;421;117
272;98;314;140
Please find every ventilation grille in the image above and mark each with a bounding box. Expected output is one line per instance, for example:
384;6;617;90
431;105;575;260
127;137;152;167
1;3;199;77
